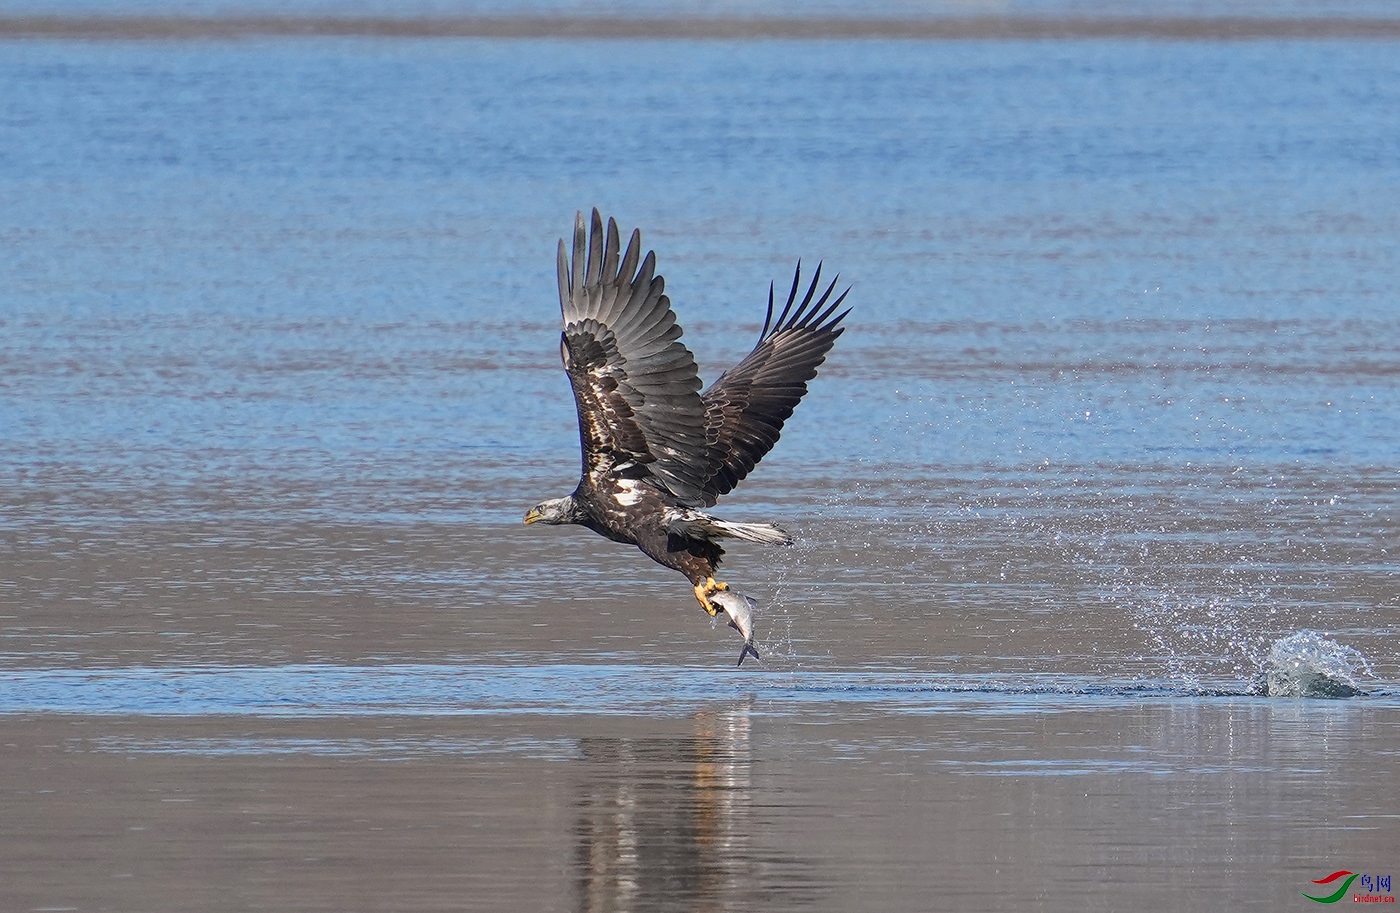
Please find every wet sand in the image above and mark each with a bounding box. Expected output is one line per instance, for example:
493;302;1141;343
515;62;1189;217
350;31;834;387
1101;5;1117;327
5;698;1396;911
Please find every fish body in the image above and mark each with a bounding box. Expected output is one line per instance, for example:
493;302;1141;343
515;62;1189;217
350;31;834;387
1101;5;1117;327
710;589;760;667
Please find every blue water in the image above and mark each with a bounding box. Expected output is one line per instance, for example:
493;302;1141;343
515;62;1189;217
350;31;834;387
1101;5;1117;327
4;662;1396;719
3;39;1398;518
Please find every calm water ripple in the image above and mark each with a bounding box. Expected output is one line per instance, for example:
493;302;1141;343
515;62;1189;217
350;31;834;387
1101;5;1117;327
3;664;1395;718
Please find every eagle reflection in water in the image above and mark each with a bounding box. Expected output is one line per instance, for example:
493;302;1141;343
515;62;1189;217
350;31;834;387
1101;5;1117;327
572;709;810;912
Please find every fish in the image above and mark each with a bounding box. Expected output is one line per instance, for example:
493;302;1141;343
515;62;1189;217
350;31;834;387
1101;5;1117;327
710;589;760;667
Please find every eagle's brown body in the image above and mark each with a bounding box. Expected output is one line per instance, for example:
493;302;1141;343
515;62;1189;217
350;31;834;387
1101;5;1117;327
525;210;848;621
579;479;720;584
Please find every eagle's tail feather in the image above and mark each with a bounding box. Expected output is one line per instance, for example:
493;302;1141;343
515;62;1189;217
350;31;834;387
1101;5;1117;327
665;510;793;546
709;519;793;545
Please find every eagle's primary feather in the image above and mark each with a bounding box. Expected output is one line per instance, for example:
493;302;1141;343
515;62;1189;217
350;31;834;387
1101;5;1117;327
527;209;849;642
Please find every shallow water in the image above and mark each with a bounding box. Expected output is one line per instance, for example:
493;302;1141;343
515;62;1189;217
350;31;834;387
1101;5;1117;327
2;9;1399;911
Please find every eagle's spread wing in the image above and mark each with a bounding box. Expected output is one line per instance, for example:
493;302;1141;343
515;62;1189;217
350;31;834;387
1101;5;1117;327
696;263;850;505
558;209;710;501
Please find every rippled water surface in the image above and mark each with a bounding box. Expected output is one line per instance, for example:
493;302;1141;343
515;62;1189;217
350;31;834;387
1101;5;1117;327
2;10;1398;912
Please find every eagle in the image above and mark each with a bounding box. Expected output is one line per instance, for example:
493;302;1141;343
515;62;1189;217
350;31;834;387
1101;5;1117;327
524;210;849;633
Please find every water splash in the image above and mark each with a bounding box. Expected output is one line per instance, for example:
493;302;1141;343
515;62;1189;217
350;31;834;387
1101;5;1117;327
1263;630;1373;698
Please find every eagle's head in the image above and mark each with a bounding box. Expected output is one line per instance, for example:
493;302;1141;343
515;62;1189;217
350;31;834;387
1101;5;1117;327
524;496;584;526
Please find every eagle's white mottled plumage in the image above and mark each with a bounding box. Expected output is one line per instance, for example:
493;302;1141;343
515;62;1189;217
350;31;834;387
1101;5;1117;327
613;479;644;506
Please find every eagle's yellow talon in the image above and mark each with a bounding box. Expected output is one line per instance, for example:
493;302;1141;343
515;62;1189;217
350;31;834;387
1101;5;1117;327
694;577;729;616
694;583;719;616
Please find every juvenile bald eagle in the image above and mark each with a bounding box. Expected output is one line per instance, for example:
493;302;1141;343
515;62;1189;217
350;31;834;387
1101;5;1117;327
525;210;849;620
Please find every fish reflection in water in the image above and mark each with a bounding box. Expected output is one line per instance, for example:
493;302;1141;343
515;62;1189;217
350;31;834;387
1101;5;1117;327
573;708;811;912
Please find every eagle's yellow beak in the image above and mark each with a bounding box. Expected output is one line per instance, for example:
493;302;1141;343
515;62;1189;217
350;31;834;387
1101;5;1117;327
523;508;543;525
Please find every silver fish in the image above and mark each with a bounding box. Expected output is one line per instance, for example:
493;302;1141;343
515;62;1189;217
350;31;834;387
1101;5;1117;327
710;589;760;667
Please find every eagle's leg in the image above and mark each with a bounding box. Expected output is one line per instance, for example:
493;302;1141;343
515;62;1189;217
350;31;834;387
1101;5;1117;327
692;577;730;616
